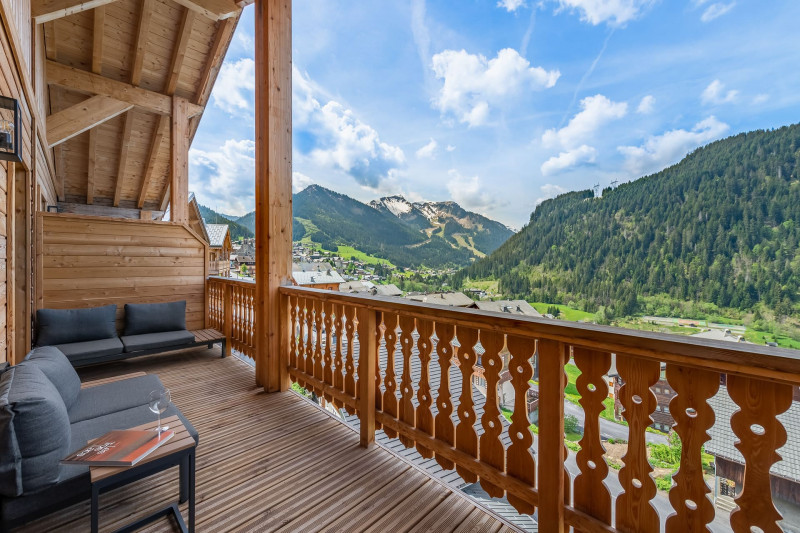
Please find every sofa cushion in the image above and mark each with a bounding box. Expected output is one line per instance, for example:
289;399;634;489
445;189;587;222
0;364;71;497
36;305;117;347
121;330;195;353
124;301;187;336
68;374;164;424
24;347;81;410
55;337;125;365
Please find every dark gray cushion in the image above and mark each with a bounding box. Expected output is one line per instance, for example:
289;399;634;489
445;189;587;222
70;403;199;446
120;330;195;353
36;305;117;347
124;301;187;336
55;337;124;365
24;347;81;410
68;374;164;424
0;364;71;497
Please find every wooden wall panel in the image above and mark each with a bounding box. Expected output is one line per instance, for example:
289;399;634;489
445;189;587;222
37;213;208;332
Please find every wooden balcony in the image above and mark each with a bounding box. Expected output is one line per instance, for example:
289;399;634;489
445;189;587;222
14;348;517;533
207;278;800;532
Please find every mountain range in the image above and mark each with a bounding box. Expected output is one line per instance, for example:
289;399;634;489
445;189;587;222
200;186;513;268
455;124;800;319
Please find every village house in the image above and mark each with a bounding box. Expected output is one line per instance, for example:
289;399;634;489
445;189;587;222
292;269;345;290
206;223;232;277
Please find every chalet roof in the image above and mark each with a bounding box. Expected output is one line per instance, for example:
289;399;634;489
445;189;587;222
405;292;474;308
205;224;230;248
293;270;346;286
690;329;752;343
46;0;243;213
339;281;367;292
474;300;542;318
706;387;800;483
292;262;334;272
372;284;402;297
187;193;210;242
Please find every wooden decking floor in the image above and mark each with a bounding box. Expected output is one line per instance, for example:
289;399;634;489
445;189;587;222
16;348;519;533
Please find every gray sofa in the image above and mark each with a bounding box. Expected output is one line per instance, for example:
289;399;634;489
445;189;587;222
36;301;197;368
0;346;198;530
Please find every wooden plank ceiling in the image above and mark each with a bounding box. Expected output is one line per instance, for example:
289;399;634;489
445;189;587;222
41;0;243;214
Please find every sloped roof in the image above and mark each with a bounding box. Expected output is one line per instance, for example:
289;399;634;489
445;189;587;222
293;262;334;272
340;281;367;292
706;386;800;482
205;224;230;248
373;284;402;297
293;270;346;286
474;300;542;317
406;292;474;307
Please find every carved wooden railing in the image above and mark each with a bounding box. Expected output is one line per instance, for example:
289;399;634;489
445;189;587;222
207;277;255;358
277;285;800;533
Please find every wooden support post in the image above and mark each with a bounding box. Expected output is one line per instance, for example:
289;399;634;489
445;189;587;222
254;0;292;392
223;283;233;357
537;339;567;532
170;96;189;224
5;163;14;364
357;308;377;448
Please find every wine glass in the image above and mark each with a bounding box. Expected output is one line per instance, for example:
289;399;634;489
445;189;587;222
148;389;171;436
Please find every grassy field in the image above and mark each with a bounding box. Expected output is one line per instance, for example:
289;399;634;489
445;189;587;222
530;302;596;322
743;329;800;349
462;279;500;293
334;245;394;266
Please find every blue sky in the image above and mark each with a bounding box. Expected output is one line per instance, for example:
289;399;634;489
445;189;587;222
189;0;800;228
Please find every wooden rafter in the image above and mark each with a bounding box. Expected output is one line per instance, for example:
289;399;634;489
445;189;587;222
195;17;233;103
171;0;238;21
47;61;205;117
47;95;133;147
137;115;169;208
32;0;121;24
159;184;171;213
165;9;197;96
113;111;135;206
130;0;154;86
43;21;57;60
92;6;105;75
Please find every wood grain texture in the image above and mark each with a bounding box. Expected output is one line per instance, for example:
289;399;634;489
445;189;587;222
38;213;206;330
478;330;505;498
615;354;661;533
727;375;792;533
537;338;567;530
32;0;120;24
169;96;188;223
573;346;612;526
664;364;719;533
454;325;479;484
382;312;399;438
415;317;434;459
433;322;456;471
505;334;536;515
358;307;377;447
46;95;132;147
398;315;416;448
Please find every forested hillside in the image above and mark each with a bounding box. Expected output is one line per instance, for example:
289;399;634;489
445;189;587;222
455;124;800;318
197;204;253;241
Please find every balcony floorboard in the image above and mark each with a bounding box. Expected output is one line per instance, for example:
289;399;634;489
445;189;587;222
14;348;518;533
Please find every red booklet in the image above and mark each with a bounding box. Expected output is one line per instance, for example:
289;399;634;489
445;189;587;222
61;429;174;467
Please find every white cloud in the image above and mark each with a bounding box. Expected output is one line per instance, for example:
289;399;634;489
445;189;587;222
190;139;256;216
535;183;568;205
211;58;255;115
446;169;498;212
292;172;314;194
753;93;769;105
432;48;560;127
540;145;597;176
416;138;438;159
446;144;456;152
637;94;655;114
618;116;729;176
700;2;735;22
293;67;405;189
701;79;738;105
498;0;526;12
555;0;654;27
542;94;627;149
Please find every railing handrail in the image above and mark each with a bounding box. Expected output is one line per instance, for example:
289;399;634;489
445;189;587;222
280;285;800;385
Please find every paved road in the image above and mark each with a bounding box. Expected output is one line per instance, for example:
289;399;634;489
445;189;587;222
563;399;669;445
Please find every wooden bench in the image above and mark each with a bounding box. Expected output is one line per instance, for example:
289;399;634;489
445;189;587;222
190;328;227;357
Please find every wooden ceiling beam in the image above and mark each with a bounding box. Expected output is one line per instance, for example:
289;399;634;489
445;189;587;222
165;9;197;95
112;111;135;206
47;60;205;117
137;115;169;208
92;6;105;75
195;17;233;103
130;0;154;86
170;0;238;21
87;128;97;204
47;95;133;147
32;0;121;24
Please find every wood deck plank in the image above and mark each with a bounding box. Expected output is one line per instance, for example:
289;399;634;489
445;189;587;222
13;349;519;533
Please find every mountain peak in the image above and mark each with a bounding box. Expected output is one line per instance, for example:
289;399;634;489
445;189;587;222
371;195;414;217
